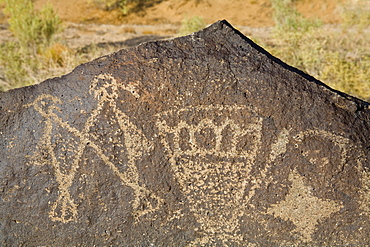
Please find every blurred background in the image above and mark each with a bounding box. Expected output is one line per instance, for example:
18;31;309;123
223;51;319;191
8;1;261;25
0;0;369;102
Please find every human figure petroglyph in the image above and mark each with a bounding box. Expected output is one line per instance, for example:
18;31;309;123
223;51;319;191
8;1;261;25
26;74;162;223
27;94;79;222
24;75;368;244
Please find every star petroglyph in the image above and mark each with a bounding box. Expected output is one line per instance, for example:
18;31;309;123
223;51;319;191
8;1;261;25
266;169;343;242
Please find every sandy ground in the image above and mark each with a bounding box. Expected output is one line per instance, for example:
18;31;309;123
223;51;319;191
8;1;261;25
29;0;345;26
0;0;355;53
0;0;368;95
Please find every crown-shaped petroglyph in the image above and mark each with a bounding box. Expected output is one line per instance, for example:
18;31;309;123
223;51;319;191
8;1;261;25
156;105;263;160
155;105;263;245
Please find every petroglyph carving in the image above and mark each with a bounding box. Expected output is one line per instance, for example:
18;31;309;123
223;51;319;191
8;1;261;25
266;169;343;242
298;130;370;221
247;128;291;201
265;129;366;242
269;128;290;162
156;107;367;244
359;170;370;217
156;105;263;245
26;74;162;223
24;77;368;242
156;105;263;159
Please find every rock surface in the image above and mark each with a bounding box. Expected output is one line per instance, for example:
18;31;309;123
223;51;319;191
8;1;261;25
0;20;369;246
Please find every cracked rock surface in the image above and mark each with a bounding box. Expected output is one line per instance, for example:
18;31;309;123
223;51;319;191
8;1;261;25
1;20;369;246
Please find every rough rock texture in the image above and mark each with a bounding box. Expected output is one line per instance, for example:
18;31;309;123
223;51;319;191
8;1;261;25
1;20;369;246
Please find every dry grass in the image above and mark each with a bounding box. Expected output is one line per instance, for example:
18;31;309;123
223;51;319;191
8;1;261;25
260;0;370;101
0;0;369;102
178;16;206;36
0;0;111;91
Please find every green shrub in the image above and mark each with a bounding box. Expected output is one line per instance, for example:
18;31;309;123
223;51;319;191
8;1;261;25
340;1;370;30
0;0;62;91
263;0;370;102
91;0;155;15
91;0;120;11
0;42;30;91
178;16;206;36
270;0;322;32
3;0;62;50
320;50;370;101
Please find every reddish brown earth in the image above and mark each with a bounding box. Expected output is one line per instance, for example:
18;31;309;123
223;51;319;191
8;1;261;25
0;0;359;91
0;0;352;51
29;0;345;26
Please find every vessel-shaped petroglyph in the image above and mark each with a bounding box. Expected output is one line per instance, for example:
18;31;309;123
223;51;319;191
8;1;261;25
156;105;263;245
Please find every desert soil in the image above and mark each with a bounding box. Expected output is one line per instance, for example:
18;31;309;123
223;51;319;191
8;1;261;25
0;0;351;53
31;0;345;26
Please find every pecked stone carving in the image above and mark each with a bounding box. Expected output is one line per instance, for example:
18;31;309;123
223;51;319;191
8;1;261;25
1;20;369;246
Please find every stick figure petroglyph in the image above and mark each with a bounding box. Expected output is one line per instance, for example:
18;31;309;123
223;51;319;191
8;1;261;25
26;74;162;223
23;72;368;244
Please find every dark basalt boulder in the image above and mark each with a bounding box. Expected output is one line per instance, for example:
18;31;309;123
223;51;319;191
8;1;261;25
0;20;369;246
